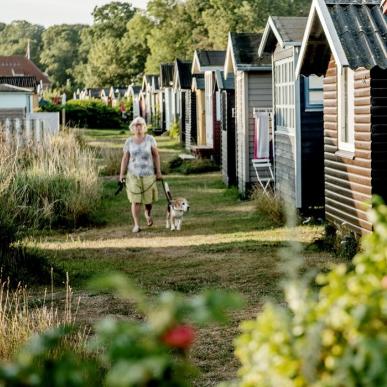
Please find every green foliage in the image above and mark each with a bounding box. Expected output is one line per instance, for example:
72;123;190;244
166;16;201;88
0;21;44;65
168;121;180;140
40;24;87;87
166;156;219;175
230;196;387;386
40;99;124;129
0;273;243;386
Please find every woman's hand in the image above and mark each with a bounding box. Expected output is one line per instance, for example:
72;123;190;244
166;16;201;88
156;172;163;181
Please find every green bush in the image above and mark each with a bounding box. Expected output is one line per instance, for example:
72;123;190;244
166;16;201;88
0;274;243;386
168;121;180;140
166;156;219;175
228;196;387;386
40;99;124;129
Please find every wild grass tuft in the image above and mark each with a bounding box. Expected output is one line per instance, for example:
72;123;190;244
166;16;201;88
250;185;285;226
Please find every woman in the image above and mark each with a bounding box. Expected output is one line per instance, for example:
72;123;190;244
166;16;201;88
119;117;162;233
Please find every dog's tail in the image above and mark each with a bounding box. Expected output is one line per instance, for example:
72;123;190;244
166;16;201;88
163;181;173;202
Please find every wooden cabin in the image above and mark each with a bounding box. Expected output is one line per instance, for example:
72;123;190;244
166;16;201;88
259;17;325;211
141;75;160;127
160;63;176;132
173;59;194;149
127;85;141;118
191;74;204;151
192;50;226;163
225;32;272;195
214;70;236;186
295;0;387;234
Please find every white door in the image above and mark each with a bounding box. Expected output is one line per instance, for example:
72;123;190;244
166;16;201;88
205;72;214;147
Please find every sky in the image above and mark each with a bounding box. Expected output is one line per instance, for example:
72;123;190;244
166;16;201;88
0;0;149;27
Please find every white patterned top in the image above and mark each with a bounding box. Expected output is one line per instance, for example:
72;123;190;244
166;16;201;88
123;135;157;177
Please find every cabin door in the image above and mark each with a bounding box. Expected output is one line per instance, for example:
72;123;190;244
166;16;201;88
196;90;206;145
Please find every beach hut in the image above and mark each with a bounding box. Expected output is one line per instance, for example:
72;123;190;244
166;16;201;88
127;85;141;118
214;70;236;186
160;63;176;132
191;50;226;162
141;75;160;127
295;0;387;234
224;32;272;195
258;17;325;210
173;59;194;149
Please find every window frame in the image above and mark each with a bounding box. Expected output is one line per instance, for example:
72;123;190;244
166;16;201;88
304;75;324;111
337;66;355;153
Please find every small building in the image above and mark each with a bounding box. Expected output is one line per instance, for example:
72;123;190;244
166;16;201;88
214;70;236;186
100;88;111;105
173;59;194;149
225;32;272;195
295;0;387;234
192;50;226;163
160;63;176;132
259;17;325;210
127;85;142;118
0;83;33;120
141;74;160;127
0;56;50;90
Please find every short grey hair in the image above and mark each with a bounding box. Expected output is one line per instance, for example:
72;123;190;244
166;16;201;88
129;116;147;132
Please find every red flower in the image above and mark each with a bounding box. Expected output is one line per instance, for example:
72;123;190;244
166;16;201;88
162;325;195;349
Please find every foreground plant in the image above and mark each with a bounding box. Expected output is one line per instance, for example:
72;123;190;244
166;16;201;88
228;197;387;386
0;273;243;386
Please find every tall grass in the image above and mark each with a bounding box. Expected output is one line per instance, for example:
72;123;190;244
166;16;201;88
250;185;285;226
0;271;86;360
0;130;101;230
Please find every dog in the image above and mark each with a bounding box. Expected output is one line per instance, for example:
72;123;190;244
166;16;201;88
163;182;190;231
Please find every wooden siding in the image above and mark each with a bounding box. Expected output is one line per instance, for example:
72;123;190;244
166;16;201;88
196;90;206;145
184;91;195;150
300;76;324;210
213;92;221;164
275;131;296;205
371;67;387;202
324;58;372;234
236;71;246;193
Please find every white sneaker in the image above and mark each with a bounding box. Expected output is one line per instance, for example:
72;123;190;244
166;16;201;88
132;225;141;233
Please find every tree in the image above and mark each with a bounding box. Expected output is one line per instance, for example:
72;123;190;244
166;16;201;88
40;24;86;87
0;21;44;65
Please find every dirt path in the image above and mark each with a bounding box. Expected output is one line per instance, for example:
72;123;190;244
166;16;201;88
27;131;340;386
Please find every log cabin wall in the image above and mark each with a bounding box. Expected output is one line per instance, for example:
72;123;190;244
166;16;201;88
324;57;372;234
371;67;387;201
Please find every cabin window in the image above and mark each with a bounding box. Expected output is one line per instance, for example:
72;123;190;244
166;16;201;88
274;57;295;132
304;75;323;110
337;67;355;152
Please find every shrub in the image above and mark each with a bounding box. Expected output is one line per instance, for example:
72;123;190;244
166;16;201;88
250;185;285;226
168;121;180;140
98;147;122;176
228;196;387;386
0;274;243;386
40;99;124;129
166;156;219;175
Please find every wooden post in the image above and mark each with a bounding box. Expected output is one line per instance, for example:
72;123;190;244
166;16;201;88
25;119;32;144
5;118;12;145
15;118;23;148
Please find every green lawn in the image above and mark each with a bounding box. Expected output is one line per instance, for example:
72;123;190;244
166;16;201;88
26;129;341;386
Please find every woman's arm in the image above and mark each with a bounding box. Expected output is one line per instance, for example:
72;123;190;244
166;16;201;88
151;146;162;180
119;152;130;181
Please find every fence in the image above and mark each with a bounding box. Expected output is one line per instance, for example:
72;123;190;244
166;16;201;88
0;118;54;148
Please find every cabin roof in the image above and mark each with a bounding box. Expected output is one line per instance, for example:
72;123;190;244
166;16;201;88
191;74;205;91
258;16;308;56
160;63;175;88
128;85;141;95
0;56;50;86
296;0;387;76
142;74;160;91
228;32;272;72
174;60;192;89
192;50;226;74
214;70;234;90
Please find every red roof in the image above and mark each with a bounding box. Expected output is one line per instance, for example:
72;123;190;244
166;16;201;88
0;56;50;86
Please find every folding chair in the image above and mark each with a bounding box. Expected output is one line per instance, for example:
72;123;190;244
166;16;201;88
252;109;274;195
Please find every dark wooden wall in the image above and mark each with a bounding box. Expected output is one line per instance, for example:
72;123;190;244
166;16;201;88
371;67;387;203
212;93;222;164
300;76;325;210
324;57;372;234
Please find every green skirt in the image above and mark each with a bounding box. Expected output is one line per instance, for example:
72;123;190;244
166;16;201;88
126;174;158;204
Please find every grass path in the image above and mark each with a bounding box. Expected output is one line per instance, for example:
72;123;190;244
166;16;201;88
27;130;341;386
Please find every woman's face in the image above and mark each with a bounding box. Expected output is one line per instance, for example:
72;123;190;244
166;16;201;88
133;122;145;135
